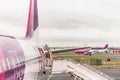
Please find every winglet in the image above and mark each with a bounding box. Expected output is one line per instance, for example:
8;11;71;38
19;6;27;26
25;0;39;39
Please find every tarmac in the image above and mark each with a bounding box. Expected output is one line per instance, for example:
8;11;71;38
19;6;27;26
99;69;120;80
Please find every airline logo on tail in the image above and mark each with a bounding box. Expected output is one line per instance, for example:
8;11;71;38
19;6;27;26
103;44;108;49
25;0;39;38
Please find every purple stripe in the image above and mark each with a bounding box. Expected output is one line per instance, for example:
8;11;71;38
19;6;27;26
25;0;38;38
25;0;33;38
103;44;108;49
34;0;38;31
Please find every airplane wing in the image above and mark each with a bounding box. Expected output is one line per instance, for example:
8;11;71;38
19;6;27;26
44;44;90;54
42;44;90;67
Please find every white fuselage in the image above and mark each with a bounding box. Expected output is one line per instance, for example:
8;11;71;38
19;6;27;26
18;40;46;80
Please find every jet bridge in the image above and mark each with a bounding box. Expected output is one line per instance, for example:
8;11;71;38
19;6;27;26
52;59;115;80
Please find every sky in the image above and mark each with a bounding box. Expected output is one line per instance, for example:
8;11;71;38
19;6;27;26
0;0;120;47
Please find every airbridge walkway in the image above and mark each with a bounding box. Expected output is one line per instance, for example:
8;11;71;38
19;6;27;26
52;59;115;80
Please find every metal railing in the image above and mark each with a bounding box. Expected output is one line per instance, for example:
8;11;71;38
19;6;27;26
68;59;115;80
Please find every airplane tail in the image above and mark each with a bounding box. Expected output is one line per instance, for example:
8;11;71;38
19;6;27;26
103;44;108;49
25;0;39;40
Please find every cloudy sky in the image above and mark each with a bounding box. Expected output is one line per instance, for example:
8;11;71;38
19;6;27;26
0;0;120;47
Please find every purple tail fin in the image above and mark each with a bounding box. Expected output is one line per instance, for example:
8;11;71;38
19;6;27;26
25;0;39;38
103;44;108;49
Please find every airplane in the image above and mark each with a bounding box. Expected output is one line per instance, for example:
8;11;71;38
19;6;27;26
74;44;109;55
0;0;48;80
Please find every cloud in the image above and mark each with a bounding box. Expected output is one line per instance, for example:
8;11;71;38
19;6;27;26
0;22;25;37
0;0;120;46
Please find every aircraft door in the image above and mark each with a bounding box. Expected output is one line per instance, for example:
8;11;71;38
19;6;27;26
38;48;45;73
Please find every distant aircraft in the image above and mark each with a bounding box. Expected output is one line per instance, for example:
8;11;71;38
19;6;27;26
74;44;109;55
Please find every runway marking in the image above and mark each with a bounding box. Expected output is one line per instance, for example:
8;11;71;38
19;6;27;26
47;74;53;80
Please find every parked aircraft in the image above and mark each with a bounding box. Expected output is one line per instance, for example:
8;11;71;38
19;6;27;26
74;44;109;55
0;0;47;80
